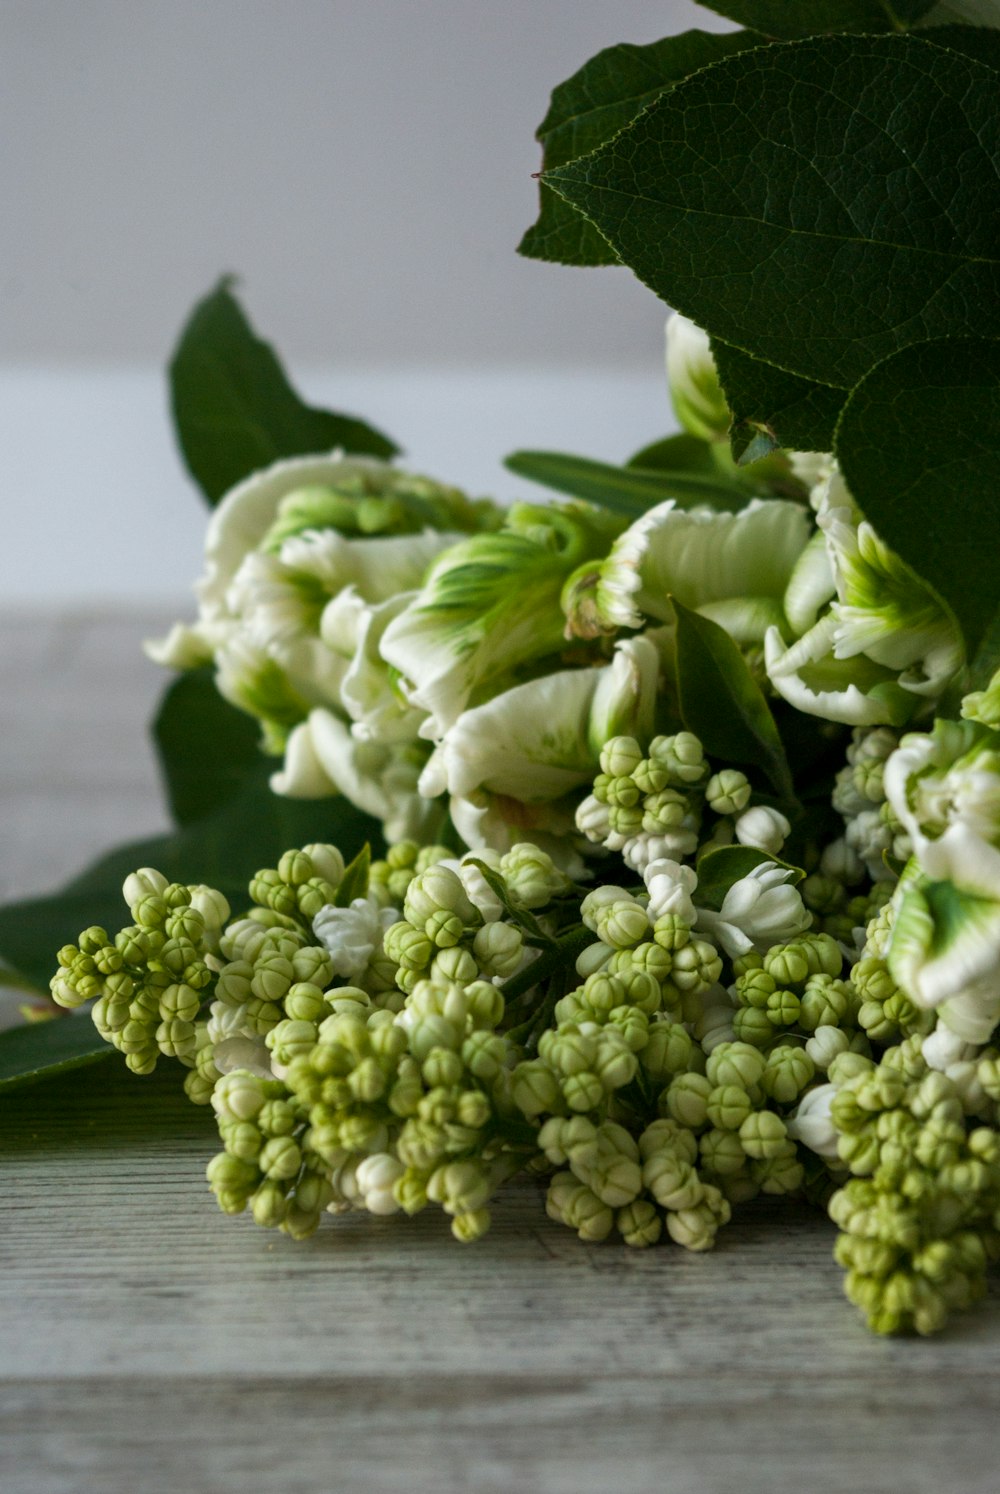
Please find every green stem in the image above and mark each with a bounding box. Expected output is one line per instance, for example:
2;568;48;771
500;924;593;1007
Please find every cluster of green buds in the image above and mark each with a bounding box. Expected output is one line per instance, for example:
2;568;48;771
576;732;708;872
271;984;532;1242
368;839;454;907
576;733;793;876
827;1037;1000;1334
50;870;229;1073
824;726;906;885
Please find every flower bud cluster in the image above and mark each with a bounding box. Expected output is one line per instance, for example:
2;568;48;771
827;727;907;884
827;1036;1000;1334
576;733;708;871
274;983;530;1242
368;839;454;907
50;869;228;1074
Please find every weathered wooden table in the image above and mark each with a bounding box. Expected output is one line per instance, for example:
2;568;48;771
2;613;998;1493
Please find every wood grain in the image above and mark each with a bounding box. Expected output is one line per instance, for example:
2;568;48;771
1;612;999;1493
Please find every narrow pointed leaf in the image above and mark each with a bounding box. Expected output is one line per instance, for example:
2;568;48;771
505;450;747;516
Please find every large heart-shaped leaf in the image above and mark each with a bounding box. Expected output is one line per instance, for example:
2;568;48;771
545;36;1000;393
520;29;758;266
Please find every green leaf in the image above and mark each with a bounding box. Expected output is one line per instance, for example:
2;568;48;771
466;860;553;944
154;669;268;826
711;339;848;455
334;844;371;906
170;279;399;505
545;36;1000;392
504;450;747;517
672;599;794;799
920;22;1000;65
695;844;804;912
697;1;937;35
627;433;720;475
520;29;758;266
0;786;383;997
835;336;1000;658
0;1018;112;1094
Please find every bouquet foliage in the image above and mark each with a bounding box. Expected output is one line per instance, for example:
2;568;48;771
4;0;1000;1338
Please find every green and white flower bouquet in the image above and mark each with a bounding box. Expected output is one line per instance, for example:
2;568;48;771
4;0;1000;1338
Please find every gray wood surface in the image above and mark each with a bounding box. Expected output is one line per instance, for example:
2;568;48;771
2;611;999;1494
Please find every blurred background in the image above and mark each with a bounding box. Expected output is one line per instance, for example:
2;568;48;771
0;0;733;605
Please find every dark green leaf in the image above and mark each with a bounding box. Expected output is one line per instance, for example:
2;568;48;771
0;1018;112;1094
0;786;383;996
969;606;1000;694
334;844;371;906
154;669;267;826
920;23;1000;65
504;450;747;516
546;36;1000;391
170;280;398;505
673;599;794;799
835;336;1000;657
697;1;937;35
520;30;759;266
694;844;804;912
711;339;848;455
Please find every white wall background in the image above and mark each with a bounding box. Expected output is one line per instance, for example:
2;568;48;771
0;0;733;604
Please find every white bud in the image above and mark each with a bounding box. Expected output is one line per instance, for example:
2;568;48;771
735;805;790;856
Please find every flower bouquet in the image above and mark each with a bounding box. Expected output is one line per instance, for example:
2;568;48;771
4;0;1000;1338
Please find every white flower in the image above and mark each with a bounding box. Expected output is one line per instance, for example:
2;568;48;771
696;864;811;958
734;805;790;856
313;895;400;982
205;1001;273;1078
354;1153;406;1216
643;858;698;924
585;497;810;637
273;708;444;843
380;503;618;740
786;1084;839;1159
764;616;910;727
665;313;730;442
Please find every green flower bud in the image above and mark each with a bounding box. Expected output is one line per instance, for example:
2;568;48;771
665;1187;731;1251
706;770;751;816
404;866;476;929
599;735;643;778
665;1072;713;1130
617;1198;662;1247
738;1110;790;1160
563;1072;606;1112
451;1208;492;1242
763;944;811;987
699;1127;748;1177
158;983;200;1023
641;1021;694;1081
762;1045;816;1104
472;921;523;979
